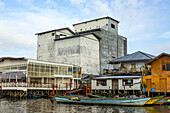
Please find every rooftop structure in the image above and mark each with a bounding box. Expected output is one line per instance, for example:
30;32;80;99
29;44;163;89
110;51;155;64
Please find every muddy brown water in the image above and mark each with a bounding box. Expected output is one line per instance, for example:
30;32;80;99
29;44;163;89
0;97;170;113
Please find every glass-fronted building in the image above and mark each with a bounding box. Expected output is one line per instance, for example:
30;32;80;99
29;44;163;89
0;58;81;89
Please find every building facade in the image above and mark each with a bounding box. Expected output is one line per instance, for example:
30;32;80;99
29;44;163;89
143;53;170;93
36;17;127;76
109;51;155;74
92;76;142;91
0;57;81;90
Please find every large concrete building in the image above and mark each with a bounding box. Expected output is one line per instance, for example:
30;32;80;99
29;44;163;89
36;17;127;76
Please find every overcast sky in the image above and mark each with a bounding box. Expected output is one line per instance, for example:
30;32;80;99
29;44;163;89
0;0;170;59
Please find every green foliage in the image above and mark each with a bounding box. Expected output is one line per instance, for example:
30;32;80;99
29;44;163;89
141;83;147;88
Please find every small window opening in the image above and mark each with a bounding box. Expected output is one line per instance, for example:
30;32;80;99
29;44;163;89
111;24;115;29
51;33;55;36
123;79;133;86
55;35;60;39
167;64;170;71
60;34;67;36
162;64;166;71
96;79;107;86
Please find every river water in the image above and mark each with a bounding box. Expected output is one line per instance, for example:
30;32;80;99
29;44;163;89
0;98;170;113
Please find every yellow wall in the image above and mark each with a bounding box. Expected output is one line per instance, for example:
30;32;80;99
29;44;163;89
143;76;170;92
143;55;170;92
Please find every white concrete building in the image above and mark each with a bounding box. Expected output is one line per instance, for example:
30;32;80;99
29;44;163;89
92;76;142;91
36;17;127;76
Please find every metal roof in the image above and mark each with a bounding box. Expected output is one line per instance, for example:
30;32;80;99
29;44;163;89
110;51;155;64
92;76;142;80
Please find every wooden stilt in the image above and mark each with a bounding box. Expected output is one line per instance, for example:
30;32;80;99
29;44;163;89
86;84;87;96
70;82;71;92
66;83;68;93
56;84;58;95
52;84;55;94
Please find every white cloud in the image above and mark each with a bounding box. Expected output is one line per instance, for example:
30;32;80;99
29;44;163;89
158;31;170;39
0;7;78;58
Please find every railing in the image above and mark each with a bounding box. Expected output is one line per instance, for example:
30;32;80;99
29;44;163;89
1;82;74;90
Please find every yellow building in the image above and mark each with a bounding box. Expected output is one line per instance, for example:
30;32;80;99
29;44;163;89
143;53;170;93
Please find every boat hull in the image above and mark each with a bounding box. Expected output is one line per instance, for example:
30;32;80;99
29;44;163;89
163;98;170;105
154;97;170;105
55;97;150;106
145;96;164;105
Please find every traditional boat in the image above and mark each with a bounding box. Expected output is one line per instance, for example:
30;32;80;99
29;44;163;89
28;94;41;98
145;96;164;105
153;97;170;105
54;96;150;106
163;98;170;105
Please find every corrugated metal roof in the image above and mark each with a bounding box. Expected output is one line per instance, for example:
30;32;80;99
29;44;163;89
110;51;155;63
92;76;142;80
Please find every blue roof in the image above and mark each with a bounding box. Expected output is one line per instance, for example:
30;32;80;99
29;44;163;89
92;76;142;80
111;51;155;63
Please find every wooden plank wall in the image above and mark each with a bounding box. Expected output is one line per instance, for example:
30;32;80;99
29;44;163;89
143;55;170;92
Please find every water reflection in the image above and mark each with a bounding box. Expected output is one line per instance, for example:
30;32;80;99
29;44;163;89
0;98;169;113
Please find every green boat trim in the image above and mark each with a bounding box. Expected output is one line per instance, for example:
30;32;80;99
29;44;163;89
150;96;164;100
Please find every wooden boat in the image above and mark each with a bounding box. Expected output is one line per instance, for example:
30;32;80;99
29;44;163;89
163;98;170;105
145;96;164;105
54;96;150;106
88;94;107;98
153;97;170;105
28;94;41;98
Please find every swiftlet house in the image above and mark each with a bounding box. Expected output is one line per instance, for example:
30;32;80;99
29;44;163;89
36;16;127;77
